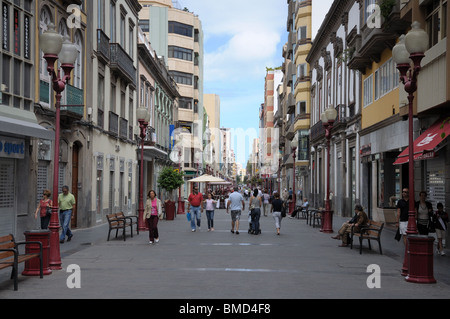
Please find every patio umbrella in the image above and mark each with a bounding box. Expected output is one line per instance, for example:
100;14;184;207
188;174;226;183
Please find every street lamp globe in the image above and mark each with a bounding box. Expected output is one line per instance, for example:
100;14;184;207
405;21;429;54
291;132;299;148
136;106;149;122
325;107;337;123
39;23;63;55
321;106;337;124
392;35;410;65
59;36;78;66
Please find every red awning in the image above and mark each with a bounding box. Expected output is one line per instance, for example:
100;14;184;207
394;117;450;165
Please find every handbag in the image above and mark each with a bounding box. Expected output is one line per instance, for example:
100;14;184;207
428;217;436;233
394;228;401;241
281;203;287;218
186;212;191;222
46;205;52;217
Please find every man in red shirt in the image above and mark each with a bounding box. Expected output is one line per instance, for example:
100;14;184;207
188;185;203;232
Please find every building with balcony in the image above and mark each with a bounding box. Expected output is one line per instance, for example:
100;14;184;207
306;0;362;216
355;0;410;222
260;68;282;191
138;27;179;201
138;0;205;189
391;0;450;214
292;0;312;198
0;0;55;237
34;0;93;229
87;0;141;226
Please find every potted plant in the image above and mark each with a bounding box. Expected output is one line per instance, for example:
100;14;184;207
157;167;184;220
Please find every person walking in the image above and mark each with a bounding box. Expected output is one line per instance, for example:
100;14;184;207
396;188;410;244
187;185;203;232
262;189;270;217
271;192;284;235
203;193;217;231
58;185;76;244
415;191;433;235
434;203;448;256
249;188;262;234
34;189;53;230
226;186;245;234
144;190;163;244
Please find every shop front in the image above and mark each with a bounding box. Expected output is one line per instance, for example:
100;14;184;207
0;108;54;237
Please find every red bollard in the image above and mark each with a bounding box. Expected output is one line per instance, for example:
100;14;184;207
406;235;436;284
22;230;52;276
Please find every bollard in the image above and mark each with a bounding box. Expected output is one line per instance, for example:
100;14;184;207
22;230;52;276
406;235;436;284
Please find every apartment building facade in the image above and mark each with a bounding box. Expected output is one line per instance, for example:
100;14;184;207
306;0;362;216
354;0;410;221
292;0;312;197
34;0;95;229
138;1;204;197
393;0;450;213
1;0;55;237
138;27;179;200
260;68;282;188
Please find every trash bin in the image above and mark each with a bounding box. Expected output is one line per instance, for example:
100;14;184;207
22;230;52;276
165;200;175;220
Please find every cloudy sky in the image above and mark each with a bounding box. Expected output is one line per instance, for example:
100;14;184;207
179;0;334;165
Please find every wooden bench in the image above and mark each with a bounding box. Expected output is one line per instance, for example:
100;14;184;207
0;234;43;291
115;212;139;238
106;214;127;241
350;220;384;255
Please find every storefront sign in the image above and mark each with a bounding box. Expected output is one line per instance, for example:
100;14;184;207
0;136;25;159
360;144;371;157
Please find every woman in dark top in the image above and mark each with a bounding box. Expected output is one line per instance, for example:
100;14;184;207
271;192;284;235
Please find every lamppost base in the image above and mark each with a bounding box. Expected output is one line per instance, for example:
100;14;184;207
321;210;333;234
405;235;436;284
138;208;149;232
177;199;185;214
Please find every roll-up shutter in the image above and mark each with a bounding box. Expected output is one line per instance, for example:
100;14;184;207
0;159;15;235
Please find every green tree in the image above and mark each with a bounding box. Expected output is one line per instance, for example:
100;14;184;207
157;167;184;193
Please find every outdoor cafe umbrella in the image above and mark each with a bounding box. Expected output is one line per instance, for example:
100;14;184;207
188;174;226;183
187;174;229;195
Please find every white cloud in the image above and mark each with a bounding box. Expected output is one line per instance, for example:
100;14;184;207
184;0;286;81
204;30;280;81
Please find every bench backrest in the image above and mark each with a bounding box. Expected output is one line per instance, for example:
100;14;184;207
107;214;122;226
115;212;125;219
0;235;15;260
367;220;384;237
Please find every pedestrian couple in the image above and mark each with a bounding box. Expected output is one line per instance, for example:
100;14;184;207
187;186;217;232
34;186;76;244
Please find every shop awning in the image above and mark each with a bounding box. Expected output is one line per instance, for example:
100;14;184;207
393;117;450;165
0;115;54;140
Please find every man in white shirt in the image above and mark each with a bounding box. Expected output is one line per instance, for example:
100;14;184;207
227;187;245;234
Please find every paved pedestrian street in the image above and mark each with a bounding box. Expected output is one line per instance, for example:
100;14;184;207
1;204;450;302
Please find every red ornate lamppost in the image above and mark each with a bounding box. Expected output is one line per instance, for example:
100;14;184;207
290;134;298;215
392;22;436;284
320;106;337;234
137;107;150;232
40;24;78;270
177;148;185;214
